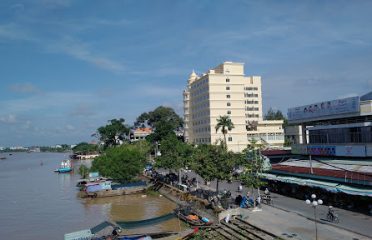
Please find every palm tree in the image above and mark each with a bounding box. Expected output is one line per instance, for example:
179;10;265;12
215;115;235;149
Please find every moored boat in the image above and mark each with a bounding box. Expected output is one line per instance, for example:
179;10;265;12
174;206;212;226
78;180;149;198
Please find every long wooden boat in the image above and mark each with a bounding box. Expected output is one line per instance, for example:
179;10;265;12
174;207;212;226
78;182;150;198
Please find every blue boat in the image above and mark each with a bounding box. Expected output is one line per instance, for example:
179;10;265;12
54;160;73;173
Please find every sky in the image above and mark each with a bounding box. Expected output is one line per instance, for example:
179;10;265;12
0;0;371;146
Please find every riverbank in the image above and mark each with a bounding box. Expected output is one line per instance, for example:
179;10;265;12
148;173;372;240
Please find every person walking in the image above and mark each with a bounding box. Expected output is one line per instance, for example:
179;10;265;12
238;184;243;192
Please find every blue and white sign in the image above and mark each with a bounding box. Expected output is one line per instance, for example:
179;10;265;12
288;96;360;121
335;145;366;157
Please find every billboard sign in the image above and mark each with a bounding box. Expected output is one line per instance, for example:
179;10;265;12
367;146;372;157
288;96;360;121
307;145;336;156
335;145;366;157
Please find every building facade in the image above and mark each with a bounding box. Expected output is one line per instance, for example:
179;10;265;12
287;92;372;157
183;62;284;152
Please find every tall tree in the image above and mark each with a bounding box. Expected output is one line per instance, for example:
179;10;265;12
239;139;266;207
91;143;147;182
146;120;175;143
215;115;235;149
264;108;288;126
135;106;183;130
155;134;194;182
73;142;98;154
95;118;130;149
190;144;236;192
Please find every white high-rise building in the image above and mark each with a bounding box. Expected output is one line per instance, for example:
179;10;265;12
183;62;284;152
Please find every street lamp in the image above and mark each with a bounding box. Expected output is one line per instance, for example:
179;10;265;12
306;194;323;240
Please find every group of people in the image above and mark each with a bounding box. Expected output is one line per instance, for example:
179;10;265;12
234;188;269;208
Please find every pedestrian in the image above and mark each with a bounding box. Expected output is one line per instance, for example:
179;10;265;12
238;184;243;192
256;195;261;208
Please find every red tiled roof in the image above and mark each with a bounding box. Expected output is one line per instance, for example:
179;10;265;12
262;150;292;156
272;164;372;182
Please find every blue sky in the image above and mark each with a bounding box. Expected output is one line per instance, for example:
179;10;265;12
0;0;371;146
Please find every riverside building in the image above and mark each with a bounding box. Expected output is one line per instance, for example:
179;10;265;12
262;92;372;213
183;62;284;152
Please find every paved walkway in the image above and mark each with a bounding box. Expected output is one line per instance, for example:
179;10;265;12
247;204;370;240
178;171;372;239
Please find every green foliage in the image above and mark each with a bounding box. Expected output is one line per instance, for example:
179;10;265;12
91;144;146;182
73;142;98;154
95;118;130;149
215;115;235;148
135;106;183;130
240;139;265;190
39;145;71;152
190;145;235;188
284;136;292;147
264;108;288;126
146;120;176;143
155;134;194;170
78;164;90;179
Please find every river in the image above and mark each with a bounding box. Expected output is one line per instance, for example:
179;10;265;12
0;152;183;239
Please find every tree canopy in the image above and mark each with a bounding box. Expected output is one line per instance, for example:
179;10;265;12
91;143;147;182
264;108;288;126
72;142;98;154
146;120;176;143
155;134;194;171
190;144;236;192
135;106;183;130
95;118;130;148
239;139;266;202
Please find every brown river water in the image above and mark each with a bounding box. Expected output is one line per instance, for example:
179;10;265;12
0;152;183;239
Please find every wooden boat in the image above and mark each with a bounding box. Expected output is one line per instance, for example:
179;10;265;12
65;220;177;240
78;181;149;198
174;207;212;226
0;157;6;160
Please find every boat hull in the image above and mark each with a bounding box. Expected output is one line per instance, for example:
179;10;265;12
54;168;73;173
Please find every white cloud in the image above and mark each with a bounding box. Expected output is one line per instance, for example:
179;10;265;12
9;83;41;94
65;124;75;131
0;114;17;124
0;23;36;41
46;37;125;73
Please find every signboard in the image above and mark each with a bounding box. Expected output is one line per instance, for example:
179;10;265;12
335;145;366;157
288;96;360;121
307;145;336;156
367;146;372;157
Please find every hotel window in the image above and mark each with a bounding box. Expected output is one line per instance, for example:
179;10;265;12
226;78;230;82
227;110;231;114
228;137;232;141
227;102;231;106
226;95;230;98
226;86;230;90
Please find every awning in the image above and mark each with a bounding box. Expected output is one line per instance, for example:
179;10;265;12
261;173;372;197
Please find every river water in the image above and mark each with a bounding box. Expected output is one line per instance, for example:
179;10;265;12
0;152;183;239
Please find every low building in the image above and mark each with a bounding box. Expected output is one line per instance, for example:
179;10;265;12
287;92;372;157
247;120;285;149
129;128;153;142
262;92;372;213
